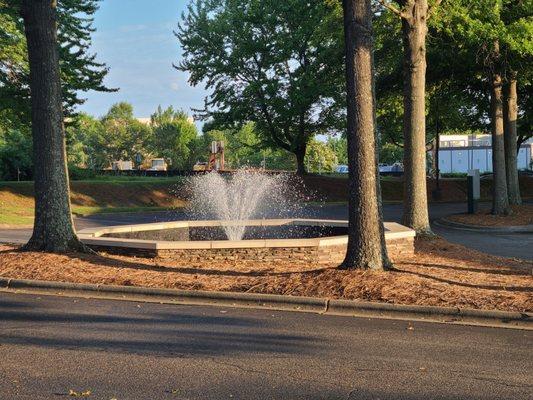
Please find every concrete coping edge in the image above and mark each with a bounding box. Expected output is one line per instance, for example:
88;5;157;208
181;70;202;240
0;277;530;327
77;219;415;250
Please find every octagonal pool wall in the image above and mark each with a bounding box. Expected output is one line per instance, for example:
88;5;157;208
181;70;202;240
78;219;415;267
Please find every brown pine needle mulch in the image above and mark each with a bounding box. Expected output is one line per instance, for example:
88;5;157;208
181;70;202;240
0;237;531;312
446;204;533;227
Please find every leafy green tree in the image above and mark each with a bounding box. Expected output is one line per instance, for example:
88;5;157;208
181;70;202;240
199;122;296;170
150;105;188;126
379;143;403;165
327;136;348;165
150;106;198;169
261;148;296;171
0;127;32;180
65;112;105;168
226;123;264;167
304;139;338;173
98;102;153;166
177;0;345;174
434;0;533;212
0;3;28;128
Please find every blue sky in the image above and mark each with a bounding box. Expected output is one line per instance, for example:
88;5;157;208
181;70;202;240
78;0;207;120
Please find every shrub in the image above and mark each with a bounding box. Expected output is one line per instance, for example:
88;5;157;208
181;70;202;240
68;165;97;180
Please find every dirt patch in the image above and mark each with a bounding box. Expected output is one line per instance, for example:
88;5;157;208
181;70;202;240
446;204;533;227
0;237;531;312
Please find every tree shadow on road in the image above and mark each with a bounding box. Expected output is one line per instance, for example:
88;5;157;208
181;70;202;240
0;297;321;357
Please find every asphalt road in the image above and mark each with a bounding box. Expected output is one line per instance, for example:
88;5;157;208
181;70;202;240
1;202;532;260
0;292;531;400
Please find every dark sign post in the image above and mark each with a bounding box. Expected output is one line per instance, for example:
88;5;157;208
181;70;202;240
467;169;480;214
135;153;142;169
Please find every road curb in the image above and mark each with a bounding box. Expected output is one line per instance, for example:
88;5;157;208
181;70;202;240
0;277;531;329
434;218;533;234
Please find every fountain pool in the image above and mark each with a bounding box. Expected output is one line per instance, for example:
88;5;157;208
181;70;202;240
77;219;415;267
78;171;415;266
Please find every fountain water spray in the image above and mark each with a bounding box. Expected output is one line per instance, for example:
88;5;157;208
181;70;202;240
187;170;308;240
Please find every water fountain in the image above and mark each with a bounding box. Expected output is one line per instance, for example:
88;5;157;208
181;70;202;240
77;170;416;266
186;170;304;240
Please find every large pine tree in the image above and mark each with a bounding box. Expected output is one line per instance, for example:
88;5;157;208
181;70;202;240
340;0;390;270
1;0;113;127
377;0;442;234
20;0;85;252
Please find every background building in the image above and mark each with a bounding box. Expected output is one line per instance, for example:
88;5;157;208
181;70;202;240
433;134;532;173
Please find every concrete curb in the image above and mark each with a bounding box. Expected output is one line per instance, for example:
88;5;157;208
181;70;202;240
0;277;531;329
434;218;533;234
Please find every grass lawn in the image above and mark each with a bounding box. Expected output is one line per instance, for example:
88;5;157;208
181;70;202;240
0;205;184;227
0;179;188;226
0;237;531;312
71;205;183;216
2;175;532;226
0;208;34;226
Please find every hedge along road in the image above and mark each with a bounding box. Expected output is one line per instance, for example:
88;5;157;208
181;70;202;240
0;291;531;400
0;202;531;261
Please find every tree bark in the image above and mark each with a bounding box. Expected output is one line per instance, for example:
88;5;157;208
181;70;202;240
503;72;521;205
21;0;85;252
400;0;431;234
340;0;390;270
295;147;307;175
489;60;510;215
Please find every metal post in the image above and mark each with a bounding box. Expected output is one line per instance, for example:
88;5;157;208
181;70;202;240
467;169;480;214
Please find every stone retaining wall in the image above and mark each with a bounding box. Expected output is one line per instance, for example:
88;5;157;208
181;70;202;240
152;237;414;266
94;238;414;267
82;219;415;267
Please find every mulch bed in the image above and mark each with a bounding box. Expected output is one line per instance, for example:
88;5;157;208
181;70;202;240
447;204;533;227
0;237;531;313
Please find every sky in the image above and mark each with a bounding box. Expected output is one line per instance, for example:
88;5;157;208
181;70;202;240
78;0;207;121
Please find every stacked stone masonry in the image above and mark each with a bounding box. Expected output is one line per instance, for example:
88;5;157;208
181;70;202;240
83;220;415;267
154;237;414;266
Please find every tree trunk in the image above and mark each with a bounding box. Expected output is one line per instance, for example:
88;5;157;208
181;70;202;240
489;64;510;215
295;147;307;175
400;0;431;234
340;0;390;270
503;72;521;205
21;0;85;252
